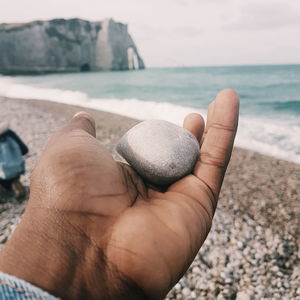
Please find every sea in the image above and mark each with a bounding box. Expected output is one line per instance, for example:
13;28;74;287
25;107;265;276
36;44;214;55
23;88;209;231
0;64;299;164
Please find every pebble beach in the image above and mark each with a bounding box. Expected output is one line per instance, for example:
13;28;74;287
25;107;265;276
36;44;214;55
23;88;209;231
0;97;299;299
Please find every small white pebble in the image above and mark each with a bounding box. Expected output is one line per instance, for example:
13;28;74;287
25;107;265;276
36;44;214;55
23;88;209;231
236;291;251;300
182;287;191;297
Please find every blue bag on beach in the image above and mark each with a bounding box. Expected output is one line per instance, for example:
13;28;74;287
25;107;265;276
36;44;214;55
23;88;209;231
0;136;25;180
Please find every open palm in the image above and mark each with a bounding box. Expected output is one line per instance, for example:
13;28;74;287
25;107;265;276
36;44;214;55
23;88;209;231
0;89;239;300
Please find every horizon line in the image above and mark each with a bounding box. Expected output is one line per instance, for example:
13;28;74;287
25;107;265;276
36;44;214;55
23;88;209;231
147;62;300;69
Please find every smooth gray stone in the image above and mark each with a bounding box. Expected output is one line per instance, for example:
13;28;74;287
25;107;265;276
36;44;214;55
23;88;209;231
116;120;200;186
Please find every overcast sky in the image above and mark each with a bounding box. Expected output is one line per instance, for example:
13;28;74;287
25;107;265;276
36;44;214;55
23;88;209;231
0;0;299;67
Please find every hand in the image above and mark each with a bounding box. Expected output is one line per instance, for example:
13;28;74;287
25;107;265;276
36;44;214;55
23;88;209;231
0;89;239;299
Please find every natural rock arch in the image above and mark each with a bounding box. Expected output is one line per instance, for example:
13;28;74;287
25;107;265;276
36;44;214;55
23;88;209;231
80;63;90;72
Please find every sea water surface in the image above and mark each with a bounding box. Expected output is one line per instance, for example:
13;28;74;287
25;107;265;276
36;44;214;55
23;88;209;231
0;65;299;163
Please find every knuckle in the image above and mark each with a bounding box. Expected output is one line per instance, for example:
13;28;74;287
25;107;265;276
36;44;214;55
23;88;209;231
210;122;236;132
199;150;227;169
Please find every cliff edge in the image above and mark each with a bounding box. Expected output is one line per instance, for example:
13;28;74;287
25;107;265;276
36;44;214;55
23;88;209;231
0;18;145;74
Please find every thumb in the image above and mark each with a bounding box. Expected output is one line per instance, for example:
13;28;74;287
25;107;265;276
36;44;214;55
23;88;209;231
67;111;96;137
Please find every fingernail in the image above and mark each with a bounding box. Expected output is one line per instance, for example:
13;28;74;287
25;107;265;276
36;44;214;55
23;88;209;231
73;111;87;118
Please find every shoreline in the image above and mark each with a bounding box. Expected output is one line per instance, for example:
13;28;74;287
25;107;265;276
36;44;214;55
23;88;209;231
1;96;299;165
0;97;299;299
1;69;299;164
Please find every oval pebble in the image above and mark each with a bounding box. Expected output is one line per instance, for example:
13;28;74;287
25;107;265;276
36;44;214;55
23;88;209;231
116;120;200;186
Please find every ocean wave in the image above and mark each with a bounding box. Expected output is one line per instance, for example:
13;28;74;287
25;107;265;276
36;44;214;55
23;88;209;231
237;117;300;164
259;100;300;114
0;76;207;125
0;76;299;164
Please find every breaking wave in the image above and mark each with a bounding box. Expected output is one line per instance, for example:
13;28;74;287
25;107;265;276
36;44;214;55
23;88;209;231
0;76;299;164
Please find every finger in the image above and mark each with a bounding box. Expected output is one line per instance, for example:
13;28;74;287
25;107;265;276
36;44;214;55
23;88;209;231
183;113;205;141
67;111;96;137
42;111;97;155
194;89;239;203
200;100;215;146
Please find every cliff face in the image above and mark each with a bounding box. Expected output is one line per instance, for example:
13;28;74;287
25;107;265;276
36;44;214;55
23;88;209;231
0;18;145;74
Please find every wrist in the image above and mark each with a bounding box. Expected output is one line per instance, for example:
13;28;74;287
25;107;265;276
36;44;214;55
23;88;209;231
0;207;83;298
0;206;148;299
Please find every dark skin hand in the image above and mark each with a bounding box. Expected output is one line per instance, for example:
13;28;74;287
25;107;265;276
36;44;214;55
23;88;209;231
0;89;239;299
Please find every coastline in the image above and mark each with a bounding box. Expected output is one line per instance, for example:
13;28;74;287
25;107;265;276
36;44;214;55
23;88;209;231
0;97;299;299
1;70;300;165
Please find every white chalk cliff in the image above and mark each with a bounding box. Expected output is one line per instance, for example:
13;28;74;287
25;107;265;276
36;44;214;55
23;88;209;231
0;18;145;74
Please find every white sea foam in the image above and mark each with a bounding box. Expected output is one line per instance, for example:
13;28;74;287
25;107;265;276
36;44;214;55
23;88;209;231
237;117;300;164
0;76;206;124
0;76;299;164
